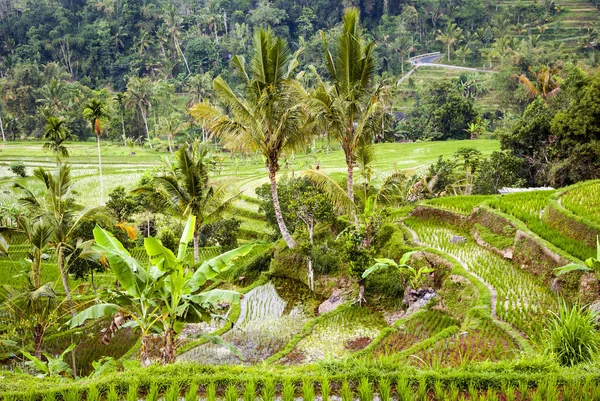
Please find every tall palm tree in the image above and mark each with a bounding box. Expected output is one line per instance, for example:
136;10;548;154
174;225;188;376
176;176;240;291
311;8;387;210
43;117;74;164
436;22;463;61
513;66;562;100
83;99;110;206
125;76;154;148
190;29;310;249
15;165;109;316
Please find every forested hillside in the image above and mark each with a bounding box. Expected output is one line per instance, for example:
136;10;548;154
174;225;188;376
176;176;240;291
1;0;600;186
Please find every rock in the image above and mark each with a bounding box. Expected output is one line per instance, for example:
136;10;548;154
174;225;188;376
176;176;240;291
550;278;561;294
579;273;600;305
590;300;600;323
450;235;467;244
318;289;346;315
404;288;436;316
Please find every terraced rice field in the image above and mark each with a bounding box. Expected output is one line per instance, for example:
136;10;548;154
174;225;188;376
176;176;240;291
561;180;600;227
406;218;557;340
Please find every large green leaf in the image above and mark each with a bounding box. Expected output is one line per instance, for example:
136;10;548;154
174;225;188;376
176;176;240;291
68;303;121;329
399;251;420;266
187;333;244;359
187;243;260;291
178;215;196;261
555;263;592;277
189;289;241;306
145;237;178;271
362;262;392;278
93;225;147;297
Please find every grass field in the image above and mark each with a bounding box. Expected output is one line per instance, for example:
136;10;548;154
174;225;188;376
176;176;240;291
0;139;500;206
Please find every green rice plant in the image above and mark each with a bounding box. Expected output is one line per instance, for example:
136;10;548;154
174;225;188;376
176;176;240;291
62;389;79;401
244;381;256;401
106;386;118;401
518;381;529;400
185;382;200;401
447;383;459;401
562;383;582;401
302;379;315;401
468;381;478;400
341;380;353;401
544;302;600;366
165;382;182;401
561;182;600;226
127;382;140;401
225;384;239;401
378;377;391;401
87;385;100;401
146;382;159;401
320;377;330;401
207;382;217;401
283;379;296;401
396;377;411;401
433;380;444;400
482;388;498;401
261;379;275;401
417;378;427;401
358;378;373;401
42;393;55;401
501;381;515;401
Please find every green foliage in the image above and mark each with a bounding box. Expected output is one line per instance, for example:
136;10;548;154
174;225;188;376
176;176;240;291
9;161;27;178
473;152;526;195
255;176;335;238
544;302;600;366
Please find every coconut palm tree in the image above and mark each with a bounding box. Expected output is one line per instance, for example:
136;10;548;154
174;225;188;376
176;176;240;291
436;22;463;62
513;66;562;100
125;76;154;148
190;29;310;249
42;117;75;164
310;8;388;214
149;143;236;262
15;164;109;316
83;98;110;205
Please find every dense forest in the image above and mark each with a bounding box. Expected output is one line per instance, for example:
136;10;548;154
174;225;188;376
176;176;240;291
1;0;600;187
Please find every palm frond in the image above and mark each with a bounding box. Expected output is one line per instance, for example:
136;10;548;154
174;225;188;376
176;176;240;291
303;169;356;215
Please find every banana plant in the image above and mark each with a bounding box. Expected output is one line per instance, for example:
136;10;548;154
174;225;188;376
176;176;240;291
69;215;259;365
363;251;433;290
555;237;600;282
21;343;76;378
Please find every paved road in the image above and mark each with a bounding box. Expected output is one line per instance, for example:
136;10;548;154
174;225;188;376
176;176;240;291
409;53;496;73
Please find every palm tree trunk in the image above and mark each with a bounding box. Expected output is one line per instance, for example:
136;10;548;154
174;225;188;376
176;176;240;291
140;335;152;367
33;324;45;358
96;135;105;205
121;110;126;146
174;37;191;76
57;244;76;317
346;159;359;227
268;168;296;249
193;226;200;263
140;108;152;149
162;329;177;364
0;114;5;142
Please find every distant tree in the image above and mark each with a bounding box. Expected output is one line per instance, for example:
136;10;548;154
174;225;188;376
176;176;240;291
125;76;154;149
473;152;526;194
83;98;110;205
454;147;482;195
42;117;75;164
436;23;463;61
311;8;387;211
191;29;310;249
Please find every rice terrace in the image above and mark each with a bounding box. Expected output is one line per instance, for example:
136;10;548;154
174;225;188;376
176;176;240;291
2;0;600;400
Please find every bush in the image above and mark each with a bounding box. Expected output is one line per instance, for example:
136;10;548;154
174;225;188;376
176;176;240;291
544;302;600;366
9;161;27;177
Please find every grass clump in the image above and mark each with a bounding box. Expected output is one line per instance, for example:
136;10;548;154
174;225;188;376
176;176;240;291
544;302;600;366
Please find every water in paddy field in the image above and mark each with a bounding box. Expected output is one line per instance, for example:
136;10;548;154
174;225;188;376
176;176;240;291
178;282;309;365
